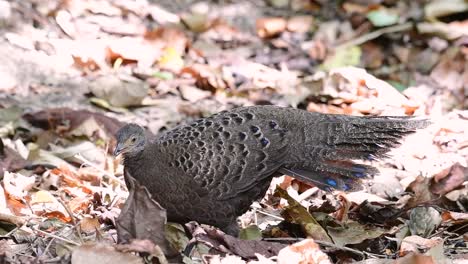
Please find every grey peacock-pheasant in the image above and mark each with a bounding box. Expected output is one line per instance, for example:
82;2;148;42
114;106;430;235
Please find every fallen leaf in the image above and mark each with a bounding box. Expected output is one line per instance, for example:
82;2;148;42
441;211;468;223
399;236;443;257
406;176;438;208
185;223;286;259
239;225;262;241
287;16;314;33
430;163;467;195
277;239;332;264
179;85;211;102
355;200;401;225
0;139;28;177
89;75;148;108
55;10;77;38
80;217;101;233
106;37;162;68
30;190;56;204
2;171;35;199
396;253;436;264
180;13;210;33
327;221;388;247
424;0;468;20
321;46;362;71
408;207;441;237
71;243;143;264
158;47;184;73
366;8;399;27
23;108;124;142
116;171;178;257
274;187;332;243
256;17;287;38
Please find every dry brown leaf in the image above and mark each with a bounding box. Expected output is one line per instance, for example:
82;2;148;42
89;75;148;107
71;243;143;264
116;171;178;257
0;184;9;214
431;163;467;195
322;67;416;114
0;142;28;178
396;253;436;264
441;211;468;223
144;27;188;56
277;239;331;264
256;17;287;38
406;176;438;208
399;236;443;256
40;211;72;223
2;171;35;199
55;10;77;38
275;187;332;242
181;64;226;91
30;190;56;204
80;217;101;233
106;37;162;68
185;223;285;259
23;108;124;143
287;16;313;33
67;195;92;213
179;85;211;102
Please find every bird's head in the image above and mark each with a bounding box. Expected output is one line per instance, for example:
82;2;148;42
114;124;146;157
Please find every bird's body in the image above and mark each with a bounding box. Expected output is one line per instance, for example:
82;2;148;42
115;106;429;235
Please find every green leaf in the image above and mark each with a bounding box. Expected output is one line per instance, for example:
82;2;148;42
153;71;174;80
320;46;362;71
367;9;399;27
239;225;262;240
274;187;332;242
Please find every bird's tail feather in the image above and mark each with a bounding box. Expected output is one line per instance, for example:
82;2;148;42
283;115;431;191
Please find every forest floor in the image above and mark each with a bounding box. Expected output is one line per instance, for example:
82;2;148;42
0;0;467;263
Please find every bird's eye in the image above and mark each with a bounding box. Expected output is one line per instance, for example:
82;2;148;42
131;137;136;142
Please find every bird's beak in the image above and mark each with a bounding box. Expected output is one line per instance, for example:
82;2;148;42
113;143;124;156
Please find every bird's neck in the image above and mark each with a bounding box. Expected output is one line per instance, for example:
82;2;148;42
123;149;145;169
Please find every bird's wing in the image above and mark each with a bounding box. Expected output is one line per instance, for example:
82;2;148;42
156;107;291;200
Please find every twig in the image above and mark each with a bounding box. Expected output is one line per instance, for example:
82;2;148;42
41;237;56;258
335;22;413;49
74;154;126;186
32;227;81;246
297;187;319;202
57;195;84;243
255;210;284;221
264;238;385;258
318;240;389;258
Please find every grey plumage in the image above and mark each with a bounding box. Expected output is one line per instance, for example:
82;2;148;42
115;105;430;235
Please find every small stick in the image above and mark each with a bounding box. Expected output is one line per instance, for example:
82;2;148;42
255;210;284;221
57;195;84;243
32;227;80;246
297;187;319;202
335;22;413;49
74;154;125;186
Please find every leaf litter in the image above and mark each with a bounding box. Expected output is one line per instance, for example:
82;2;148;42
0;0;467;263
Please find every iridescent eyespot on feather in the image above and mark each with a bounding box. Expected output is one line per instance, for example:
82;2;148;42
326;178;337;187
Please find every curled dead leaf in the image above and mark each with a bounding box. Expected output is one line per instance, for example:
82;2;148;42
277;239;331;264
256;17;287;38
399;236;443;257
2;171;35;199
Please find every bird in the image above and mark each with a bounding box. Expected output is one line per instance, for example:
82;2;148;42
114;105;430;236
